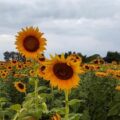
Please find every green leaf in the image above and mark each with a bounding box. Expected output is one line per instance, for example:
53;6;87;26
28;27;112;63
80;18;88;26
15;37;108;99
29;78;35;85
108;103;120;116
10;104;21;112
69;113;82;120
0;97;8;103
37;86;48;92
81;110;90;120
40;93;53;100
21;116;36;120
68;99;83;106
28;109;42;119
51;107;65;115
41;102;48;113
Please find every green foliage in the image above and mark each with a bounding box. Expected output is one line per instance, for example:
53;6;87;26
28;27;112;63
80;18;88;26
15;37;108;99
84;54;101;63
11;91;48;120
104;51;120;63
10;104;21;112
74;72;120;120
1;68;120;119
0;97;14;120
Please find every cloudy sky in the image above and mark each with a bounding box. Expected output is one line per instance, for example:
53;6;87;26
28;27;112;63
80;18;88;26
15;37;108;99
0;0;120;60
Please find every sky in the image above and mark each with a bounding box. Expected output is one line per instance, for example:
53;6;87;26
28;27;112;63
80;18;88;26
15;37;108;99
0;0;120;60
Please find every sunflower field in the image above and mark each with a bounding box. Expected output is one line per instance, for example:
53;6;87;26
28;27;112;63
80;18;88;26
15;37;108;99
0;26;120;120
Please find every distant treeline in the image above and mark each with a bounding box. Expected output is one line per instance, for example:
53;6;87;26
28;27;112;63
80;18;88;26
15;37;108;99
3;51;120;63
3;51;26;62
64;51;120;63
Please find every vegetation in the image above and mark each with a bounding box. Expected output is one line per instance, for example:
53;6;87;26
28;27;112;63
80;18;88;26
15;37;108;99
0;26;120;120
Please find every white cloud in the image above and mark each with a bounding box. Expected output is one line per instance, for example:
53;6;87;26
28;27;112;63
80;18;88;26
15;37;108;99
0;34;16;60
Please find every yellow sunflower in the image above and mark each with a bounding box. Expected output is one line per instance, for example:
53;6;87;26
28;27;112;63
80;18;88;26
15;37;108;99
37;65;46;78
11;60;18;66
51;113;61;120
14;74;27;78
15;26;47;59
6;65;12;71
67;54;82;64
36;53;46;64
0;62;5;67
29;70;35;77
115;85;120;91
16;63;23;70
1;72;8;79
95;72;108;77
44;54;82;90
14;81;26;93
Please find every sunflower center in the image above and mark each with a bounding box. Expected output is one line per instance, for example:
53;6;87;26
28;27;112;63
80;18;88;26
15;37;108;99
53;63;73;80
39;57;45;61
40;66;46;71
23;36;39;52
18;83;24;89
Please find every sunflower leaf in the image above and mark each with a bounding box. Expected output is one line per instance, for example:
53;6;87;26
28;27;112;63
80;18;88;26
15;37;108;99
10;104;21;112
68;99;83;106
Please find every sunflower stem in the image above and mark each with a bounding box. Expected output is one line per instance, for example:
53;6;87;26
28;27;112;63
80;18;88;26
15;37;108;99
33;60;39;109
13;108;25;120
13;112;19;120
3;115;4;120
51;87;54;100
65;90;69;120
35;79;38;109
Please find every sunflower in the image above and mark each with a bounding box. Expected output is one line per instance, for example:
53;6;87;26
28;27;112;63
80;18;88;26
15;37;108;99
11;60;18;66
0;62;5;67
3;70;8;73
22;62;28;68
112;61;117;65
15;26;47;59
14;74;27;78
6;65;12;71
44;54;82;90
0;70;3;74
37;65;46;78
93;65;100;70
82;64;99;71
29;70;35;77
36;53;46;64
82;64;90;70
1;72;8;79
67;54;82;64
51;113;61;120
16;63;23;70
106;69;115;75
113;70;120;80
95;72;108;77
115;85;120;91
92;58;105;65
14;81;26;93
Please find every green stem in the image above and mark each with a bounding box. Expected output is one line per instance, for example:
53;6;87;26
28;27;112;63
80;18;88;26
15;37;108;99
13;112;19;120
65;90;69;120
35;79;39;109
3;115;4;120
51;87;54;100
13;109;25;120
33;60;39;110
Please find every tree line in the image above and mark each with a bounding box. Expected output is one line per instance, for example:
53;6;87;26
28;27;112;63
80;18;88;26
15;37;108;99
3;51;120;63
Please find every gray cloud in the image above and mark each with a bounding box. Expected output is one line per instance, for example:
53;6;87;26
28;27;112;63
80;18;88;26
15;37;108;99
0;0;120;60
0;0;119;28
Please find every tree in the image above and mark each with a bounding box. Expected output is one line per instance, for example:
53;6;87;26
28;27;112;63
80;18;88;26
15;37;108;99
3;51;26;62
85;54;101;63
104;51;120;63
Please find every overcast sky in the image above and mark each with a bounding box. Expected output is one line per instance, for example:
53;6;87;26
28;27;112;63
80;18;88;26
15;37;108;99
0;0;120;60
